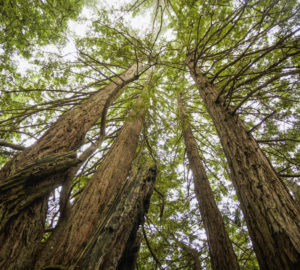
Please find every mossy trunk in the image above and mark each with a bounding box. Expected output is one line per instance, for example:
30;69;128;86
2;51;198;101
178;94;240;270
187;58;300;270
0;64;141;270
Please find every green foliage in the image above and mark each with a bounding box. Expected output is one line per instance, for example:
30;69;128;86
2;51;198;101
0;0;85;57
1;0;299;268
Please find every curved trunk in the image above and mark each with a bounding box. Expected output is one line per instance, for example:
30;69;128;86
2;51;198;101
0;64;141;270
34;96;147;269
187;58;300;270
178;95;240;270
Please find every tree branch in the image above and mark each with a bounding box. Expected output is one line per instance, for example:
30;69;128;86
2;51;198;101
247;111;276;133
257;138;300;143
232;70;300;114
279;174;300;178
0;141;26;151
142;224;163;269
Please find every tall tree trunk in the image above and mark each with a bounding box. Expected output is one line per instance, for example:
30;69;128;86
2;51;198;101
187;57;300;270
0;64;142;270
80;165;157;270
178;94;240;270
59;131;106;219
34;95;148;269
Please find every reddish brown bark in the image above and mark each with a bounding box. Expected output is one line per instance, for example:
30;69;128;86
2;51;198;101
187;57;300;270
34;96;147;269
79;165;156;270
0;64;141;269
178;95;240;270
0;64;140;179
59;134;106;219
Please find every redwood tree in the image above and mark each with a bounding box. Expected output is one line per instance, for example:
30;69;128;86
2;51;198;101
33;88;151;269
178;94;240;270
1;0;299;269
187;58;300;269
0;63;144;269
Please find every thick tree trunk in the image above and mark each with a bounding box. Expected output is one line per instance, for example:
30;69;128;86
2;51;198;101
59;134;106;219
79;165;157;270
0;64;140;179
178;95;240;270
0;197;48;270
0;64;141;270
187;58;300;270
34;96;147;269
0;151;80;232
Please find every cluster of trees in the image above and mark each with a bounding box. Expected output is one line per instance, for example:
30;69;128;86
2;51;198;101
0;0;299;269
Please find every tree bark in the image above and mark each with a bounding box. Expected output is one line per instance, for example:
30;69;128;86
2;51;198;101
0;64;140;178
59;133;106;219
0;64;142;270
187;57;300;270
34;95;148;269
0;151;80;231
178;94;240;270
80;165;157;270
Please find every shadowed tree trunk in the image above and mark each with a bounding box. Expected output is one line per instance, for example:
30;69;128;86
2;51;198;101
178;94;240;270
0;64;143;270
180;243;202;270
187;57;300;270
117;230;143;270
79;165;157;270
34;94;149;269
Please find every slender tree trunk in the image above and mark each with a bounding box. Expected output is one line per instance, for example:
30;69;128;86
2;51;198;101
187;57;300;270
178;94;240;270
34;95;148;269
0;64;142;270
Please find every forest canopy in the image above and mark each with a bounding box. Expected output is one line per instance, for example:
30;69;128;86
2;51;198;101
0;0;299;269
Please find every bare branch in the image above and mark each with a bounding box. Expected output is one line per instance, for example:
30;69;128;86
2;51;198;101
248;111;277;134
232;69;300;114
257;138;300;143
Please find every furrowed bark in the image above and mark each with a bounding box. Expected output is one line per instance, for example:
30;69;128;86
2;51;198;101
187;57;300;270
59;134;106;219
34;95;147;269
0;64;141;270
0;197;48;270
0;151;80;232
117;230;143;270
178;94;240;270
78;165;157;270
0;64;140;178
